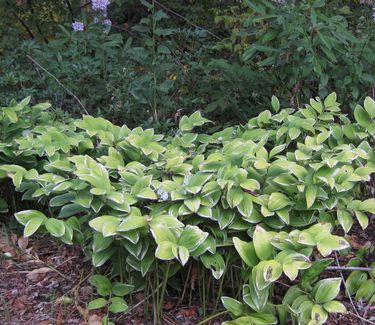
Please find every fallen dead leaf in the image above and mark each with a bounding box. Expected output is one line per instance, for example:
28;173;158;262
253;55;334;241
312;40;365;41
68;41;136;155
77;305;89;321
26;267;52;281
88;314;102;325
163;300;175;310
177;307;198;318
17;236;29;250
11;233;18;245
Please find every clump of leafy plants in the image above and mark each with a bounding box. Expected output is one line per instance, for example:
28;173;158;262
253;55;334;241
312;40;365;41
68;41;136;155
1;93;374;324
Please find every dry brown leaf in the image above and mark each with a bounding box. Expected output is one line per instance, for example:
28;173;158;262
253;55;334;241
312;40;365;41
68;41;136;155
11;233;18;244
77;305;89;321
163;300;175;310
17;236;29;249
88;314;102;325
26;267;52;281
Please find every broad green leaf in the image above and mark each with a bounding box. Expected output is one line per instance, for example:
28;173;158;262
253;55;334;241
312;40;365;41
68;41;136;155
271;95;280;113
89;274;112;296
237;193;254;219
88;298;107;310
253;226;273;260
268;192;292;211
45;218;66;237
109;297;128;313
15;210;47;226
323;300;347;313
337;209;353;233
155;241;178;260
354;105;371;128
364;96;375;119
118;215;147;232
221;297;244;317
306;185;317;208
24;215;46;237
314;278;341;303
233;237;259;267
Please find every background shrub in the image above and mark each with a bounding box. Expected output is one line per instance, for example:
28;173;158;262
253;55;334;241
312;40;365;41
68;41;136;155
1;0;374;128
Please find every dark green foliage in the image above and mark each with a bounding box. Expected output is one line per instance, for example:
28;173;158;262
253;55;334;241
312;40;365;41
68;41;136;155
2;0;374;128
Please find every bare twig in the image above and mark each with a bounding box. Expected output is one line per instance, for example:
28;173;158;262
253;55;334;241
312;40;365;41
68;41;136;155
27;55;89;115
348;311;375;325
153;0;223;41
335;252;365;325
326;266;372;272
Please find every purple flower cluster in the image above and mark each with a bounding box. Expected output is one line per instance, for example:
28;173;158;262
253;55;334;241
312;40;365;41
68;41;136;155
103;19;112;26
92;0;110;12
91;0;112;28
272;0;286;4
72;21;84;32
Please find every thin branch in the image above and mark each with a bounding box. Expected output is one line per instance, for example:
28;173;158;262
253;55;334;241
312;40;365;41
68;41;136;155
27;55;89;115
326;266;372;272
6;0;35;39
348;311;375;325
335;252;365;325
153;0;223;41
196;310;228;325
64;0;74;20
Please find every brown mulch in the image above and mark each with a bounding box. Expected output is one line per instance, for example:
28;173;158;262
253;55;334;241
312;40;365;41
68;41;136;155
0;230;217;325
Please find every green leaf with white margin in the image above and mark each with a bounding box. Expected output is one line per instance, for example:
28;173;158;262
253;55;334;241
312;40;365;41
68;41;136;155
178;246;190;266
185;172;212;194
184;197;201;213
355;279;375;301
337;209;353;233
354;210;369;230
221;297;244;317
237;193;254;219
155;241;178;260
364;96;375;119
354;105;371;128
316;234;350;257
262;260;282;284
253;226;273;260
323;300;347;313
233;237;259;267
150;225;178;244
311;304;328;325
306;185;318;208
15;210;47;226
24;215;46;237
178;225;208;251
227;187;244;208
200;252;225;279
271;95;280;113
268;192;292;211
314;278;341;303
89;216;120;232
240;179;260;191
117;215;147;232
179;111;211;132
324;92;337;108
45;218;66;237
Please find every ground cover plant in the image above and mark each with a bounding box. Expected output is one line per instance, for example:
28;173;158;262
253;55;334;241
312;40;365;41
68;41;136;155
0;93;374;324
